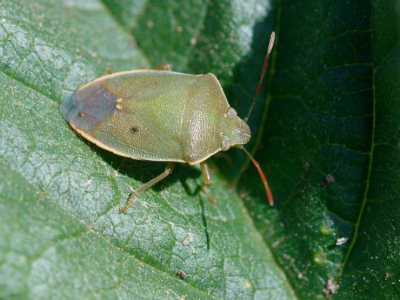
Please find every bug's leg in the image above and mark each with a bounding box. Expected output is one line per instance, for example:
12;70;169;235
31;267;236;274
201;184;217;206
151;63;173;71
120;162;176;213
200;162;217;206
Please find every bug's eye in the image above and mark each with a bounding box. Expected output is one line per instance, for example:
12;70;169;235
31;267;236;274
226;107;237;116
222;140;231;151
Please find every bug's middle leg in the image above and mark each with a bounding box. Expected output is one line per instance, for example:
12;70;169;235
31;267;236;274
120;162;176;213
200;161;217;206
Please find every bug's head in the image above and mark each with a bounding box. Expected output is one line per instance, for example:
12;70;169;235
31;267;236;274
218;107;251;151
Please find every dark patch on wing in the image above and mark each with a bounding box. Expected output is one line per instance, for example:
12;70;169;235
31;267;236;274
60;79;120;133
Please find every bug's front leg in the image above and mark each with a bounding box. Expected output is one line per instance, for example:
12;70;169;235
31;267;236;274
200;161;217;206
120;162;176;213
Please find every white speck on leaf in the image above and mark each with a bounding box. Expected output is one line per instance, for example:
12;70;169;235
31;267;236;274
336;237;349;245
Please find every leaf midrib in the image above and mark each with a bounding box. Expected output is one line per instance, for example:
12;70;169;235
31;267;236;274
334;19;377;284
228;0;300;297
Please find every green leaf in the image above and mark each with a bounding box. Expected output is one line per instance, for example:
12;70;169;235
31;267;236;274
0;0;292;299
236;0;400;299
1;0;399;299
0;159;216;299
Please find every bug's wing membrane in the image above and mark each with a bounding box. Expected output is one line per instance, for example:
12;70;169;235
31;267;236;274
93;111;184;161
60;80;121;134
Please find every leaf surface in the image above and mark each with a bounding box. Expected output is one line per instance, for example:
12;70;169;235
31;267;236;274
0;0;292;299
1;0;399;299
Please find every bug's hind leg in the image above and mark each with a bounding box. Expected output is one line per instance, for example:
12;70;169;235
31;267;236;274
151;63;173;71
120;162;176;213
200;161;217;206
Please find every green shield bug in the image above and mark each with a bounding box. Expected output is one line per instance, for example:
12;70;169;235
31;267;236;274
60;32;275;212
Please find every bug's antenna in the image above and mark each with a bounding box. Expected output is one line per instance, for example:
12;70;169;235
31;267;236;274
244;31;275;123
239;145;274;206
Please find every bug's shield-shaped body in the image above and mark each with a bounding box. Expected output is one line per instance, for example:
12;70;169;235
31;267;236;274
60;70;250;164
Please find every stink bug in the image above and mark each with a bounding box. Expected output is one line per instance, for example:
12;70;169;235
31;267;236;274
60;32;275;212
